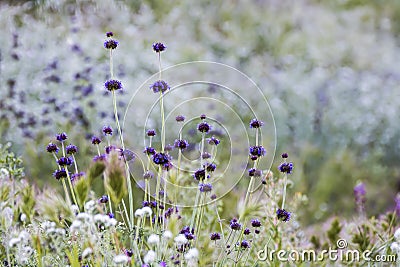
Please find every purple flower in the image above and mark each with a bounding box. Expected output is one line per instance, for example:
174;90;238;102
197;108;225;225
210;194;217;200
144;147;156;155
53;169;68;180
143;171;154;180
104;39;118;49
278;162;293;174
147;129;156;137
210;232;221;241
105;145;117;154
152;42;166;53
199;183;213;192
150;80;170;93
46;143;59;153
71;172;84;183
93;154;107;162
281;153;289;158
354;182;366;213
66;144;78;154
99;195;109;204
240;240;250;249
102;126;113;135
106;32;113;37
249;145;266;158
207;136;220;146
202;152;211;159
193;168;208;181
56;132;68;142
104;79;122;91
175;115;185;122
248;168;261;177
197;122;211;133
57;156;73;166
91;136;101;145
205;162;216;172
230;218;242;231
251;219;261;228
276;209;291;222
174;139;189;150
249;118;263;128
200;114;206;120
152;152;170;166
244;228;251;235
108;212;115;218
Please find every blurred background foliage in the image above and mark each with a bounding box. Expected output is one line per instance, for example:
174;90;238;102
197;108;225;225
0;0;399;226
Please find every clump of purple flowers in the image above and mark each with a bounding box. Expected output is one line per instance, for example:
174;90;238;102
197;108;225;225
199;183;213;192
249;118;263;128
150;80;170;94
102;126;113;135
249;145;266;158
278;162;293;174
152;42;166;53
104;79;122;91
197;122;211;133
276;208;291;222
66;144;78;154
56;132;68;142
53;169;68;180
174;139;189;150
46;143;59;153
230;218;242;230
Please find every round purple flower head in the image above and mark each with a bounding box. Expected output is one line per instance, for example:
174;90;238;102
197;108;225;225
57;156;73;166
174;139;189;150
281;153;289;159
99;195;109;204
152;42;166;53
152;152;170;166
276;208;291;222
105;79;122;91
278;162;293;174
250;118;263;128
210;232;221;241
56;132;68;142
104;39;119;50
71;172;84;183
200;114;206;120
46;143;59;153
205;162;216;172
147;129;156;137
202;152;211;159
249;145;266;158
230;218;242;231
144;147;156;155
106;32;113;37
197;122;211;133
66;144;78;155
251;219;262;228
240;240;250;249
150;80;170;94
175;115;185;122
103;126;113;135
53;169;68;180
207;136;220;146
244;228;251;235
193;168;208;181
199;183;213;192
91;136;101;145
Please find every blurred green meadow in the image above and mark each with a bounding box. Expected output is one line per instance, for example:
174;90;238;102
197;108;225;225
1;0;400;227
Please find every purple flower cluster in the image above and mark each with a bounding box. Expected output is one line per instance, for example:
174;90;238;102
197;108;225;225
152;42;166;53
150;80;170;94
197;122;211;133
152;152;172;170
104;79;122;91
278;162;293;174
249;145;266;159
174;139;189;150
199;183;213;192
276;208;291;222
249;118;263;128
46;143;59;153
230;218;242;231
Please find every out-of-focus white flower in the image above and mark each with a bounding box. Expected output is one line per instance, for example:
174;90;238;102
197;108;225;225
174;234;188;245
134;208;144;217
144;250;156;264
70;220;82;233
18;230;30;242
185;248;199;260
20;213;27;222
82;247;93;258
70;204;79;214
142;207;152;217
114;254;129;264
148;234;160;245
76;212;92;222
84;200;96;212
2;207;13;228
391;242;400;253
394;228;400;242
163;230;173;240
9;238;20;248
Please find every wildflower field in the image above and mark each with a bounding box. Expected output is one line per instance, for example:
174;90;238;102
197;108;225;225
1;0;400;266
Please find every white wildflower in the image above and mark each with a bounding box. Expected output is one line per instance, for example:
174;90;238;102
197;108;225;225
142;206;152;217
184;248;199;260
20;213;27;222
84;200;96;212
394;228;400;242
70;220;82;233
114;254;129;264
162;230;173;240
82;247;93;258
18;230;30;242
9;238;20;248
391;242;400;253
76;212;92;222
148;234;160;245
134;208;144;217
94;214;108;224
70;204;79;214
143;250;156;264
174;234;188;245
